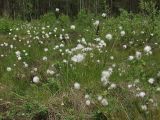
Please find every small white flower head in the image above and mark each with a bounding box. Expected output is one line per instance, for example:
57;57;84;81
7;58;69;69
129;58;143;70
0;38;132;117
119;26;123;30
108;83;117;90
144;45;152;54
60;44;64;48
7;67;12;72
70;25;76;30
141;105;147;111
85;100;91;106
45;33;49;38
105;34;112;40
65;34;69;39
101;98;108;106
102;13;107;18
47;69;55;75
97;96;103;101
15;51;21;57
128;84;133;89
156;87;160;91
24;63;28;68
108;67;113;73
59;49;62;52
97;60;100;63
23;62;28;68
44;48;48;52
150;33;154;36
74;82;80;90
144;46;151;52
33;76;40;83
128;56;134;61
129;41;133;45
72;44;84;52
61;102;64;106
1;54;4;57
112;64;116;68
102;70;111;79
132;31;136;34
63;59;68;63
85;94;90;99
81;38;87;44
10;45;13;49
149;98;154;103
71;54;85;63
123;45;127;49
33;67;38;72
93;20;100;26
110;56;114;60
157;71;160;77
137;92;146;98
55;8;60;12
120;31;125;36
148;78;155;84
42;56;48;61
18;56;22;61
141;31;144;34
135;51;142;59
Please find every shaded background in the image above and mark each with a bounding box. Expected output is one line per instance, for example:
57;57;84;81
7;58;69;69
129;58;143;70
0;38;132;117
0;0;159;20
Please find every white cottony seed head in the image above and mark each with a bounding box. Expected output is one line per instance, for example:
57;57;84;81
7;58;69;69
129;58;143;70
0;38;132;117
74;82;80;90
33;76;40;83
101;98;108;106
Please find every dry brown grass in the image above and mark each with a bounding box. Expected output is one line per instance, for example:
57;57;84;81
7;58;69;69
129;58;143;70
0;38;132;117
47;89;95;120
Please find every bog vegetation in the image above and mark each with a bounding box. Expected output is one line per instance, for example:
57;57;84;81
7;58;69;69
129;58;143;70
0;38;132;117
0;0;160;120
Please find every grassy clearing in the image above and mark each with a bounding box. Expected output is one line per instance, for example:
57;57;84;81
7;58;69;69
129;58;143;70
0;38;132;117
0;11;160;120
